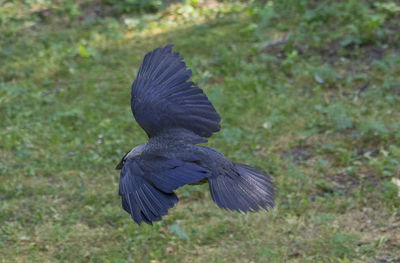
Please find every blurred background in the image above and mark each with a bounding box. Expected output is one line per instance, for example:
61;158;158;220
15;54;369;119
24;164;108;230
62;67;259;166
1;0;399;262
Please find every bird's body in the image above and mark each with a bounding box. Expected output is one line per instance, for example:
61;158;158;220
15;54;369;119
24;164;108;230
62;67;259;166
116;45;275;225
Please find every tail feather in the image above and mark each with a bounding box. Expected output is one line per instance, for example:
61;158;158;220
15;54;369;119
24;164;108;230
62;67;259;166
208;163;275;212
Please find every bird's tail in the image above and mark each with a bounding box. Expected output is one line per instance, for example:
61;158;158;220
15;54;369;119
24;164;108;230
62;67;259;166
208;163;275;212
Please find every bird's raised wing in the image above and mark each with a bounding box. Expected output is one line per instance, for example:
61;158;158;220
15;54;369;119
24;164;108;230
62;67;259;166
131;44;221;139
119;154;210;225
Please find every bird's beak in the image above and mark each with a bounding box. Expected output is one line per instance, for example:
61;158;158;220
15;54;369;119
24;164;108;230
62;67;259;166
115;160;124;170
116;151;130;170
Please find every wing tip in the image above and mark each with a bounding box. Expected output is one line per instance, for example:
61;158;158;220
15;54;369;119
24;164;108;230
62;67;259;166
159;43;176;57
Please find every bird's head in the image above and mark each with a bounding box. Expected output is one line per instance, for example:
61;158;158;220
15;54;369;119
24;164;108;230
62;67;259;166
116;144;146;170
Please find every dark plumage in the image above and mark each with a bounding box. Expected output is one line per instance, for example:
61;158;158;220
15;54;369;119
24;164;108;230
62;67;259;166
116;44;275;225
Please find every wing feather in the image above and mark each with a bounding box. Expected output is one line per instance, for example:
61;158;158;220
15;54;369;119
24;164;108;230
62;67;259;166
131;44;221;139
119;155;210;225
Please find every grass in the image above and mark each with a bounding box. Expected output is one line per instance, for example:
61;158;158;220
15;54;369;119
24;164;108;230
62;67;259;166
1;0;400;262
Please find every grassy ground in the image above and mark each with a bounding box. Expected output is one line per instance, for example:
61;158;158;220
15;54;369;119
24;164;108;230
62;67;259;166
1;0;400;262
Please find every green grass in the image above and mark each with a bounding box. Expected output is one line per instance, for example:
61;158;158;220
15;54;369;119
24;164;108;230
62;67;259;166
1;0;400;262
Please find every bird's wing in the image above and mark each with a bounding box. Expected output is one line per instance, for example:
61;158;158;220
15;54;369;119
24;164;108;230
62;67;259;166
131;44;221;139
119;155;210;225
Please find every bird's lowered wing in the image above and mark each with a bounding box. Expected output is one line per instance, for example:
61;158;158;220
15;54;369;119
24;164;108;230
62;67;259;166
119;155;210;225
131;44;221;139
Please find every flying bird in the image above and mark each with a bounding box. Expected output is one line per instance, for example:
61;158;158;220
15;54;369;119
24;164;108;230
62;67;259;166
116;44;275;225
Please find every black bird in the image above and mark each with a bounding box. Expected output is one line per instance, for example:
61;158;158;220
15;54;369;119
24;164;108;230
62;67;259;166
116;45;275;225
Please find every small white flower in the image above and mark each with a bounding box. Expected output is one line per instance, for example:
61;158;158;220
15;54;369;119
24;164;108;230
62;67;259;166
315;74;324;84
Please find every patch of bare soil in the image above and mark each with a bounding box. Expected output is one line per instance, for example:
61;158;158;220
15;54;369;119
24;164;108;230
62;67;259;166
282;145;313;165
338;208;400;263
330;172;379;195
310;17;400;83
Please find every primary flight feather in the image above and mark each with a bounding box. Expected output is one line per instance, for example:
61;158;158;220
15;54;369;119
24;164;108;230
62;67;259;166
116;44;275;225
